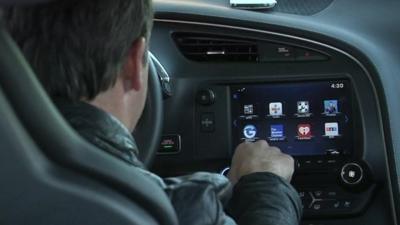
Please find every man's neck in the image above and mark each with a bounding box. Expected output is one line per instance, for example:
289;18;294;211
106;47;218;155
88;84;132;131
87;77;144;132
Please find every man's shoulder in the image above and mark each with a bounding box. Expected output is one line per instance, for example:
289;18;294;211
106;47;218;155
54;99;144;167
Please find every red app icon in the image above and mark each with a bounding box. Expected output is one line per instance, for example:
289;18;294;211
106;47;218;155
297;124;312;139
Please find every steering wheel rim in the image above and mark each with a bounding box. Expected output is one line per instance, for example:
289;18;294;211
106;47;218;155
133;56;163;168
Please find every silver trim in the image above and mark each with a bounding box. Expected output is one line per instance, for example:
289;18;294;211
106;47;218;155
149;51;170;83
220;167;231;176
341;163;364;185
206;50;226;55
230;0;277;9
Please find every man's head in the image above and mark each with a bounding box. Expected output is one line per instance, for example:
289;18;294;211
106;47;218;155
5;0;153;131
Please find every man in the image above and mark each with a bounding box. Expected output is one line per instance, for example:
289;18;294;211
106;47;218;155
5;1;302;224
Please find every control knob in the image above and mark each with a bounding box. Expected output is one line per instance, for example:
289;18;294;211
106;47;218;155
340;162;364;186
196;89;215;106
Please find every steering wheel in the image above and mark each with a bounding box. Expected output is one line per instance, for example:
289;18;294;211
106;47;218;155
133;56;163;168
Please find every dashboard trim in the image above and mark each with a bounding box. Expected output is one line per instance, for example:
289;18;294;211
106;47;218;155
153;19;383;154
152;19;385;153
154;19;370;82
153;18;398;222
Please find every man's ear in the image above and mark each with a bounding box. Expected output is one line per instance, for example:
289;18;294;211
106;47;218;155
123;37;147;92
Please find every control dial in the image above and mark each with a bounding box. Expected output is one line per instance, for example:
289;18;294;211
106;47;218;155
196;89;216;106
340;162;364;185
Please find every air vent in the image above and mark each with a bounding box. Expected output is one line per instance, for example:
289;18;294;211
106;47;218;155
173;33;259;62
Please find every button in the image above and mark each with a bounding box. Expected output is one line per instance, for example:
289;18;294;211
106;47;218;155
332;200;341;209
327;159;338;165
304;159;313;165
329;199;356;209
310;200;340;211
343;200;353;208
200;113;215;132
311;201;322;211
297;159;318;171
313;190;339;199
275;46;295;60
260;44;295;62
295;48;329;61
158;135;181;154
321;200;341;210
325;158;342;170
341;163;364;185
197;89;215;105
300;159;315;170
313;190;323;198
161;81;173;98
326;190;338;198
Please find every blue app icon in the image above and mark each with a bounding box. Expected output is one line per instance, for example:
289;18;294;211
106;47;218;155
324;100;339;114
243;125;257;139
271;124;284;138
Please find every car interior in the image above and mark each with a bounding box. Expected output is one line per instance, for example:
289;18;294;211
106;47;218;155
1;0;399;225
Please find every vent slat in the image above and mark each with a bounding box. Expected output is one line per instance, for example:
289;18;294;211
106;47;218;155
173;33;259;62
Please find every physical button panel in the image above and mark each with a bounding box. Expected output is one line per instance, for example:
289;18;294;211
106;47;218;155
297;186;375;218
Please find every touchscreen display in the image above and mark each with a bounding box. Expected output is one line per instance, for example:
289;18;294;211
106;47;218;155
231;80;353;156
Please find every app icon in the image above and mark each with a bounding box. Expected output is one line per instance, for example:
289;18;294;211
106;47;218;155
270;124;284;138
325;122;339;137
297;101;310;114
243;104;254;115
243;125;257;139
269;102;283;116
297;124;312;139
324;100;339;114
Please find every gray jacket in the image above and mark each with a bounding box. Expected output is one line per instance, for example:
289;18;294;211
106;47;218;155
56;100;303;225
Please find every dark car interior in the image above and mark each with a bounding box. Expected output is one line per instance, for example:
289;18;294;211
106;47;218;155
1;0;400;225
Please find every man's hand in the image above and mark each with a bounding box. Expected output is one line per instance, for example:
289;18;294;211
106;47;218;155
228;140;295;184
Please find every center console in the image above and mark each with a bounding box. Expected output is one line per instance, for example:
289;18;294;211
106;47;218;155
152;18;396;224
227;79;375;218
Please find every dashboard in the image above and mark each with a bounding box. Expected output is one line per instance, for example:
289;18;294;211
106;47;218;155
150;0;400;224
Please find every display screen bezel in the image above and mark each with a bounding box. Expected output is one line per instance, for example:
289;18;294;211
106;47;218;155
229;78;360;159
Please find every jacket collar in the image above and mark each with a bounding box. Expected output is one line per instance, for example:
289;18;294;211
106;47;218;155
55;99;144;168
